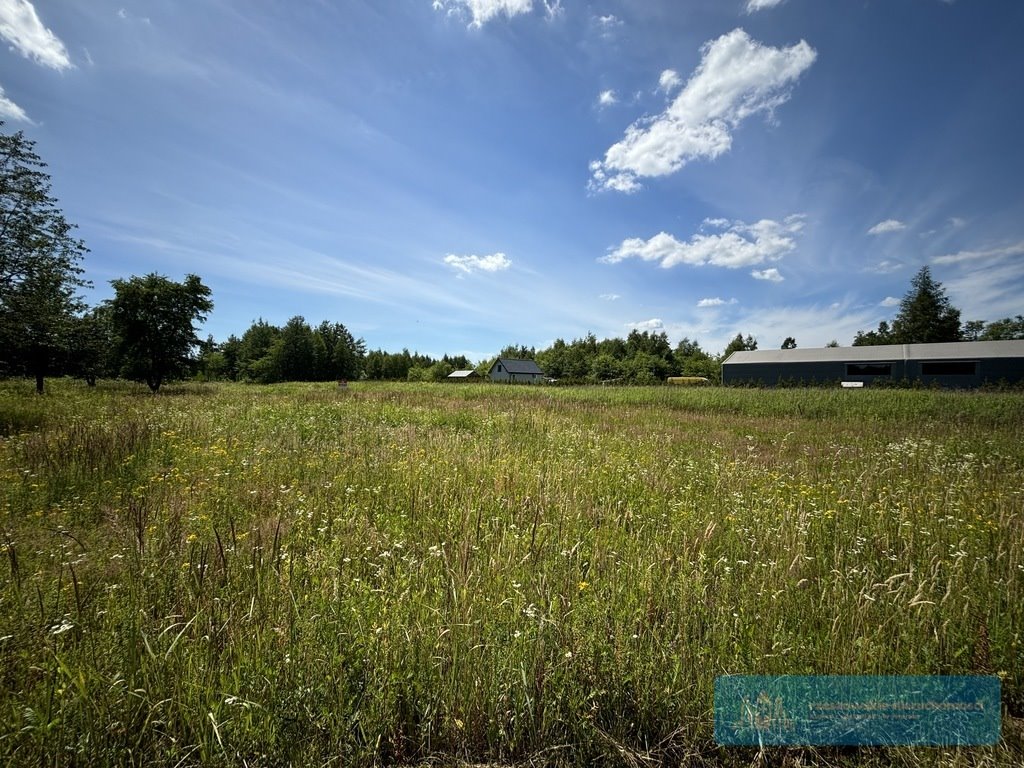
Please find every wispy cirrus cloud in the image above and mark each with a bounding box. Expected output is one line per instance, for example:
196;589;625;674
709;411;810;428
867;219;906;235
595;13;622;37
589;28;816;193
867;259;904;274
443;252;512;275
697;297;737;307
600;215;805;270
599;293;620;301
598;89;617;107
751;267;784;282
880;296;900;307
0;84;29;122
745;0;787;13
933;240;1024;265
0;0;72;70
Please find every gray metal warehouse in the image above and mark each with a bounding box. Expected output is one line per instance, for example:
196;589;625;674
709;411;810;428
721;340;1024;388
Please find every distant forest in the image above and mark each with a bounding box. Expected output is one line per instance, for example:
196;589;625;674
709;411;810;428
196;321;729;385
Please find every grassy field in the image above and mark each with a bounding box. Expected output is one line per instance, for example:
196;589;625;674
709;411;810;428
1;379;1022;766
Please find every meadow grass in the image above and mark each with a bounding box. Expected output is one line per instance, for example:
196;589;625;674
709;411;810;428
0;379;1021;766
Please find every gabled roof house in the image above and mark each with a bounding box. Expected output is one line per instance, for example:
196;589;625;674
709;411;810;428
487;357;545;384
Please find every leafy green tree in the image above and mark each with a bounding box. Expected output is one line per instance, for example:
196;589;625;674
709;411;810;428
825;339;840;348
427;361;454;381
196;334;238;382
66;306;112;386
326;322;365;380
625;329;672;362
0;125;90;393
675;337;720;381
979;315;1024;341
311;331;331;380
852;320;893;346
197;348;229;381
108;273;213;392
238;319;280;380
220;334;242;381
855;267;961;345
596;336;627;359
722;333;757;358
961;320;986;342
625;352;670;384
264;316;316;382
781;336;797;349
499;343;536;360
589;352;621;382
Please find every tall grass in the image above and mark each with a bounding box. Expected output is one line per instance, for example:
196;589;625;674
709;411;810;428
0;379;1021;765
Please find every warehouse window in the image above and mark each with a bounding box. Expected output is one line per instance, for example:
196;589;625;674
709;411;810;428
846;363;892;376
921;361;976;376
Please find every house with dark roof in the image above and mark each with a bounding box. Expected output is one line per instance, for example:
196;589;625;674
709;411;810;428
487;357;545;384
722;340;1024;388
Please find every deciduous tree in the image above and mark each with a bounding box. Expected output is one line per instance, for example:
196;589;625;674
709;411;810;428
109;273;213;392
722;333;757;357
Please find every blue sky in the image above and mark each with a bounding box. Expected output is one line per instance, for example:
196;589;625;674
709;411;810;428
2;0;1022;360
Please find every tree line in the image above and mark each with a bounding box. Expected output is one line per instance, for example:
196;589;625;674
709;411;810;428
2;124;1021;393
851;266;1023;346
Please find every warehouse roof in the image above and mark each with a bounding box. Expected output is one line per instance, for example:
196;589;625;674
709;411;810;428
724;340;1024;365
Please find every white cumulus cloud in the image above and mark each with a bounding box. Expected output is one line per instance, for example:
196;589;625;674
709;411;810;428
0;0;72;70
880;296;900;307
433;0;534;27
745;0;787;12
598;89;617;107
599;293;620;301
697;297;737;307
601;215;805;270
589;28;816;193
0;83;30;122
628;318;664;332
751;268;784;282
658;69;682;94
443;252;512;275
933;240;1024;265
867;219;906;235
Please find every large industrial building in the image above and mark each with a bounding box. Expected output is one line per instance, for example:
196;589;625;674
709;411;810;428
721;340;1024;388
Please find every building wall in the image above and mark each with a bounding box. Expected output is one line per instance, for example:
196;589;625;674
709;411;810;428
723;357;1024;387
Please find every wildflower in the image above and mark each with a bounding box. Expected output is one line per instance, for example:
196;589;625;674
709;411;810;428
50;620;74;636
578;581;589;591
